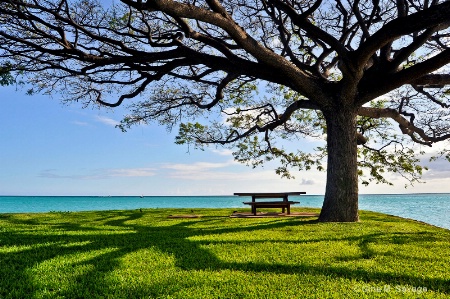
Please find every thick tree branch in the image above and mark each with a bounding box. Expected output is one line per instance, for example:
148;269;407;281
360;49;450;102
122;0;323;100
267;0;348;57
355;1;450;70
411;74;450;87
358;107;450;145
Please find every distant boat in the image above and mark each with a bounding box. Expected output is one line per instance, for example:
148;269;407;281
140;195;144;198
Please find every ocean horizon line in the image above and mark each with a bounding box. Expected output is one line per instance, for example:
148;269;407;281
1;192;449;197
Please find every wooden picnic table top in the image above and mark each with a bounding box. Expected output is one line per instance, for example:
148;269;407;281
242;200;300;205
234;192;306;197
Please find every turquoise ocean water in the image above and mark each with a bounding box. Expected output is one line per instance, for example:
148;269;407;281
0;194;449;230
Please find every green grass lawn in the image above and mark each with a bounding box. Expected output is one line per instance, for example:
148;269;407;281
0;208;449;298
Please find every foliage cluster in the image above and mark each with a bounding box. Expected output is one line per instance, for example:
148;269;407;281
0;64;14;86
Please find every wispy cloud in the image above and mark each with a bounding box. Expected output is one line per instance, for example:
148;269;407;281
419;150;450;180
70;115;120;127
422;163;450;180
299;178;315;185
39;168;156;180
423;170;450;180
161;160;284;181
71;121;89;126
162;161;235;171
95;115;120;127
211;149;234;156
107;168;157;177
161;161;233;180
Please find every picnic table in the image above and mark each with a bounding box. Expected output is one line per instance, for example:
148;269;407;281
234;192;306;215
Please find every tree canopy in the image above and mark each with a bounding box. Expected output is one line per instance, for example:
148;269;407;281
1;0;449;221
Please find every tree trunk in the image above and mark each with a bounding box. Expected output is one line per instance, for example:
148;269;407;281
318;107;359;222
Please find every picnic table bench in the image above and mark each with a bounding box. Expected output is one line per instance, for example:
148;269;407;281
234;192;305;215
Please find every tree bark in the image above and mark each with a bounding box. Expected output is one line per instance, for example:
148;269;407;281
319;107;360;222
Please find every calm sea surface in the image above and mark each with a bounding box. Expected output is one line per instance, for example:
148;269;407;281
0;194;449;230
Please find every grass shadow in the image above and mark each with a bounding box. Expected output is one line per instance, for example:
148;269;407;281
0;209;449;298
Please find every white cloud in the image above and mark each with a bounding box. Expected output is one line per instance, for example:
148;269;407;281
39;167;156;180
95;115;120;127
299;178;315;185
423;170;450;180
106;168;157;177
160;160;324;187
422;162;450;180
71;121;89;126
417;145;450;180
162;161;236;171
211;148;234;156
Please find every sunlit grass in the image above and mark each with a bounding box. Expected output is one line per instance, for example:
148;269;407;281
0;208;449;298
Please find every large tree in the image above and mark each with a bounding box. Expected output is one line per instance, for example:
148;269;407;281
1;0;449;221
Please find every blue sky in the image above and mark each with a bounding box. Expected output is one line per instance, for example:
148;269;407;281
1;0;448;196
1;84;449;196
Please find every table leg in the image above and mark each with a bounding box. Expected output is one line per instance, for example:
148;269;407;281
284;195;288;214
287;205;291;215
252;195;256;215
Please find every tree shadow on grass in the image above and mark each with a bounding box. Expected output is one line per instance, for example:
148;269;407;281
0;210;449;298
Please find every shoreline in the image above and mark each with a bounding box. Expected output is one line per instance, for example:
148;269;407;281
1;207;449;231
1;194;449;230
